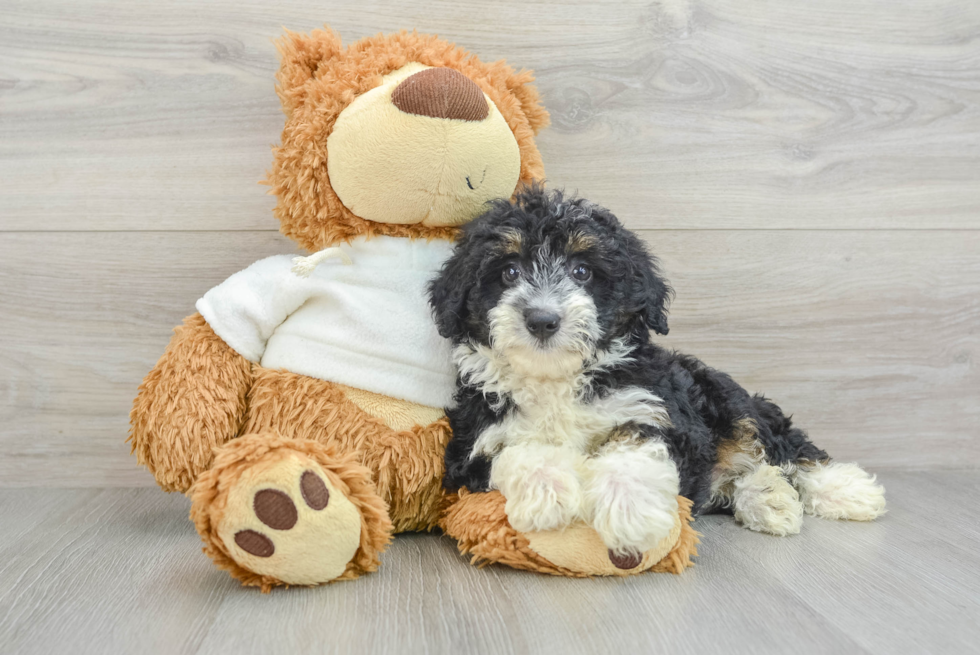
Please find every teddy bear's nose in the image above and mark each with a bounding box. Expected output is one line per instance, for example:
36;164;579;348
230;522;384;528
392;68;489;122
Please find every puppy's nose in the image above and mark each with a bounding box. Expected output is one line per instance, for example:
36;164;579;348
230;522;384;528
391;68;489;121
525;309;561;341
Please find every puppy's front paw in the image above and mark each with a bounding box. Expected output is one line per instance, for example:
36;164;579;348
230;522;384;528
504;470;583;533
586;441;680;556
491;445;584;533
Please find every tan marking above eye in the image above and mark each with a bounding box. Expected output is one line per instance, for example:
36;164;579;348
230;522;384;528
568;232;598;253
253;489;298;530
499;230;523;255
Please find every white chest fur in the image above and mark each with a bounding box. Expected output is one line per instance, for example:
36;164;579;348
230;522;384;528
455;342;670;458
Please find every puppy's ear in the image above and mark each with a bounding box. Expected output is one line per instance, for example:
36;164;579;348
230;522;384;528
636;254;672;335
428;243;476;342
587;203;673;336
622;229;672;336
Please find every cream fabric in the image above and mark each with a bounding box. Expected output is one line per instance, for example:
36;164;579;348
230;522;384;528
196;236;456;408
336;383;445;432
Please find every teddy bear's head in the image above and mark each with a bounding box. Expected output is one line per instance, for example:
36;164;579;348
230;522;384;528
267;28;550;252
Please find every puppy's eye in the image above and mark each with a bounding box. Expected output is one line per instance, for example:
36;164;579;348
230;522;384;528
502;264;522;285
570;263;592;282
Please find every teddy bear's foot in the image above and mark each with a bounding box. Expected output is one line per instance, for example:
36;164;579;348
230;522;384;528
441;490;699;577
213;454;361;584
190;433;392;592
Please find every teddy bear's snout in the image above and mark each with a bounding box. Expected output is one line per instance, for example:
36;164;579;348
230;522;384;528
392;67;489;122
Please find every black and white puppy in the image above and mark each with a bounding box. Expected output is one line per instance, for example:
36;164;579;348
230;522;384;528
429;187;886;559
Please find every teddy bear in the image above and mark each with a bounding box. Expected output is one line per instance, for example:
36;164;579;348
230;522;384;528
130;27;697;591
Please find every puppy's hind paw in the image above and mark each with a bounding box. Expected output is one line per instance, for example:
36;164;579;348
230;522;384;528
733;465;804;536
796;462;886;521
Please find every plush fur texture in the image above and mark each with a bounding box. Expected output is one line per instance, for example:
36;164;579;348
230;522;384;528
190;433;391;592
441;490;698;576
129;27;551;588
241;367;453;533
183;367;453;591
130;313;251;493
268;28;548;252
430;187;887;556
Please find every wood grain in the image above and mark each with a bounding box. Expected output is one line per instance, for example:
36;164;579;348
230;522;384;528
1;0;978;231
1;473;979;654
0;1;978;483
0;229;976;486
1;3;977;653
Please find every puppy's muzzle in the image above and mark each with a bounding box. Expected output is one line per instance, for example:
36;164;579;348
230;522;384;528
524;308;561;343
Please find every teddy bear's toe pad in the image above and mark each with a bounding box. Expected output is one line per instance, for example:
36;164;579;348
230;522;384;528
523;517;681;576
441;490;698;577
215;454;361;585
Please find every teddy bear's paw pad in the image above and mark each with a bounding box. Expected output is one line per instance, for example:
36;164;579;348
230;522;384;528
216;456;362;585
607;549;643;570
234;529;275;557
523;516;682;576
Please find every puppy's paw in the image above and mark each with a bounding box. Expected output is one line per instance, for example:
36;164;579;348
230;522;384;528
733;465;803;536
492;445;584;533
586;439;680;555
504;475;583;533
795;462;886;521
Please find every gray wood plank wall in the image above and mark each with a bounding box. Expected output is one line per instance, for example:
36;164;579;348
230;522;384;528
1;0;978;486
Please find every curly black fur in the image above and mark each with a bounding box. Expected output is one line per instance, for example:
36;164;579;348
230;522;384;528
429;186;828;514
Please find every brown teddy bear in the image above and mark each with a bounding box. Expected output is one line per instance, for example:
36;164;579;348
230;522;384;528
130;27;696;592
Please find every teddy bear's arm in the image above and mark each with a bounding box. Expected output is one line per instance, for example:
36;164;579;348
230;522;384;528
129;313;252;493
195;254;313;363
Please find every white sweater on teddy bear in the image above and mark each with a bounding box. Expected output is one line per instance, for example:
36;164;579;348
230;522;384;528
196;236;456;409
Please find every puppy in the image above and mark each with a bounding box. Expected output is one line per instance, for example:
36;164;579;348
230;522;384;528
429;187;886;561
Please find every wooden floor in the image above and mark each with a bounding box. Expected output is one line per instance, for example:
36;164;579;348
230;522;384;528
2;2;979;654
2;0;979;486
0;470;977;655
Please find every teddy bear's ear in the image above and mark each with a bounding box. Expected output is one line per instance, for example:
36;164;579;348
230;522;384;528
504;68;550;135
274;27;343;117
